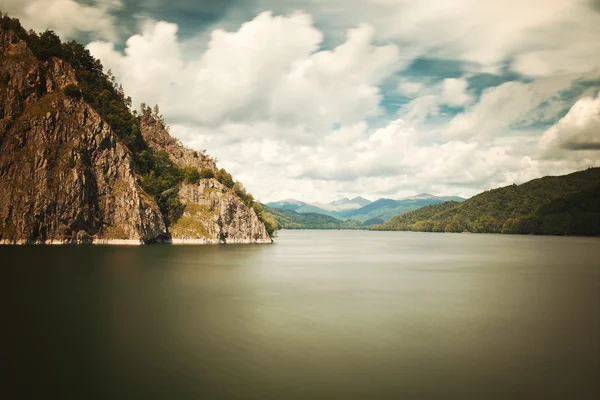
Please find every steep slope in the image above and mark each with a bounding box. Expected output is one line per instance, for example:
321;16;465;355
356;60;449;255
372;168;600;235
0;30;165;244
140;113;271;243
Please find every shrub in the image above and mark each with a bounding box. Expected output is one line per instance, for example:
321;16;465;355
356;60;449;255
216;168;234;188
63;84;81;98
184;167;201;184
199;168;215;179
262;212;278;237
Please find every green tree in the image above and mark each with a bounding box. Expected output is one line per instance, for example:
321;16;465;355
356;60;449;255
199;168;215;179
184;167;201;184
216;168;234;188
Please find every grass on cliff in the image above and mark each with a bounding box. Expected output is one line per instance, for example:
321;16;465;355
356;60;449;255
169;203;214;239
19;92;63;119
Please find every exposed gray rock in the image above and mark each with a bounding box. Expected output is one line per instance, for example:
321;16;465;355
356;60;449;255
141;118;271;244
171;180;271;243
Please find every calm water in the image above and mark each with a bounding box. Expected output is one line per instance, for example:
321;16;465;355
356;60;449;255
4;231;600;399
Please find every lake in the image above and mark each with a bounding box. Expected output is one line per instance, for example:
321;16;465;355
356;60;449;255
4;230;600;398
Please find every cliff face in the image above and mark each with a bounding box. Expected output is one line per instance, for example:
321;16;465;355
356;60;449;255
0;30;270;244
0;31;166;244
141;116;271;244
0;33;144;242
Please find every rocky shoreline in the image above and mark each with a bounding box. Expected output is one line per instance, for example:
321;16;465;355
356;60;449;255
0;238;273;245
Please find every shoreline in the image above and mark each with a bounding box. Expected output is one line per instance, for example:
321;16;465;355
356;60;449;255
0;238;274;246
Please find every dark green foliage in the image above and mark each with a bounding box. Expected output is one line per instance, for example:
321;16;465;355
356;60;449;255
216;168;234;188
158;189;184;227
31;30;62;60
263;213;278;237
199;168;215;179
233;182;255;207
372;168;600;236
263;205;366;230
184;167;201;184
63;83;81;98
136;149;184;225
252;203;277;237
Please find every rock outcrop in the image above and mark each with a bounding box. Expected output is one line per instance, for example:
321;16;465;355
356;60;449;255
0;29;271;244
141;114;271;244
0;30;166;244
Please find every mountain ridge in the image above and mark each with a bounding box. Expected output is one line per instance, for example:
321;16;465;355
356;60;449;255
266;194;466;224
371;168;600;235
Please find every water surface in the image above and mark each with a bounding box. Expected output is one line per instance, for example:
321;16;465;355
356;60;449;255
4;231;600;398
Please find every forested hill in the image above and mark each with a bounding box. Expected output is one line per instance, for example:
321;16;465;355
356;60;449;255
262;205;365;230
371;168;600;236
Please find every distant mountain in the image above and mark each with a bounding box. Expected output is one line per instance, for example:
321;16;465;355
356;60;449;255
268;196;372;217
339;195;466;223
400;193;465;202
330;196;372;208
267;194;465;224
371;168;600;236
265;199;307;211
363;218;385;226
262;205;365;230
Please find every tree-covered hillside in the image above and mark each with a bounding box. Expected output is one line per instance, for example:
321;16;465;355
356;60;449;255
262;206;365;230
371;168;600;235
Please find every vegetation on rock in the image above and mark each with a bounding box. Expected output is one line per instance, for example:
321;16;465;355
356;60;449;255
1;12;274;238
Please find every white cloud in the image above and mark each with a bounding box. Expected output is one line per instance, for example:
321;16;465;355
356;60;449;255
441;78;472;107
88;12;400;134
84;8;598;202
540;92;600;153
258;0;600;78
446;76;575;140
1;0;121;41
398;77;473;122
34;3;590;202
397;80;424;97
171;114;589;202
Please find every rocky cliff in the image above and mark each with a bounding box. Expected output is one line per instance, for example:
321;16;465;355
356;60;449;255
0;28;271;244
140;114;271;244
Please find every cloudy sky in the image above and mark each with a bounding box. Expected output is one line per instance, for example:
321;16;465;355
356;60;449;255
4;0;600;202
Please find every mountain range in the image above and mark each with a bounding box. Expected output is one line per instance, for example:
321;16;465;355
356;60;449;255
266;194;465;225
